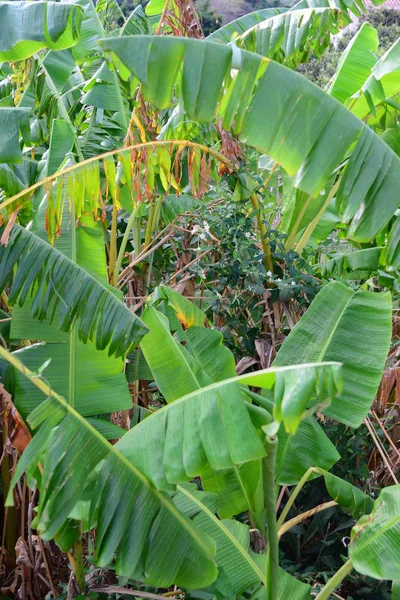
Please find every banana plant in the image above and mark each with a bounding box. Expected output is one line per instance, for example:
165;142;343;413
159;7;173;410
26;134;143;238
3;335;342;597
136;281;389;531
2;346;218;591
95;23;400;278
2;276;393;599
100;35;400;245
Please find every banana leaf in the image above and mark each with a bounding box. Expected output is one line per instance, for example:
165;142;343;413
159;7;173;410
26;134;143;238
0;1;83;61
350;485;400;580
270;281;391;427
100;36;400;242
4;348;217;590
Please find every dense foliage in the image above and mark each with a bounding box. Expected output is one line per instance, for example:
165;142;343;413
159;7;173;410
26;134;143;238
0;0;399;599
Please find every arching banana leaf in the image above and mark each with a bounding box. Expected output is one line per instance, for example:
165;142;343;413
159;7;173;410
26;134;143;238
0;223;148;357
69;0;105;64
315;469;374;519
138;299;341;508
3;348;217;590
0;1;83;62
143;303;266;520
100;36;400;242
0;162;33;197
45;119;76;176
207;7;287;43
116;360;341;489
353;37;400;119
81;61;126;110
121;5;151;36
5;198;136;419
9;340;133;418
139;306;213;401
95;0;125;32
324;26;400;118
200;461;264;520
277;416;340;485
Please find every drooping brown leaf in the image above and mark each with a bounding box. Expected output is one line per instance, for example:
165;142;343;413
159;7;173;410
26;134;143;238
0;384;31;452
0;209;19;246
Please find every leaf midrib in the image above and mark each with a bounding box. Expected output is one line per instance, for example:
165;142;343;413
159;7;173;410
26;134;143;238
316;289;354;363
177;484;266;585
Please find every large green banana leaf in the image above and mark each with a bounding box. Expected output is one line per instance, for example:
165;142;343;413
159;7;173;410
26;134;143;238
11;341;132;419
4;349;217;590
116;360;341;489
41;49;77;94
187;313;338;515
327;23;378;103
148;305;265;519
269;281;391;427
174;484;312;599
0;2;83;62
0;164;30;197
95;0;125;32
140;299;340;507
370;37;400;88
350;485;400;581
185;326;236;383
140;306;212;401
201;461;264;519
100;36;400;242
156;284;207;327
45;119;76;177
0;223;148;357
69;0;105;63
121;4;151;36
81;62;125;110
